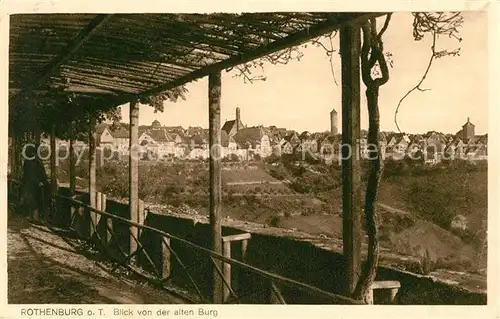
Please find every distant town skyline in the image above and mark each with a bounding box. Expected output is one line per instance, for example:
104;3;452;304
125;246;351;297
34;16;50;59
118;11;488;135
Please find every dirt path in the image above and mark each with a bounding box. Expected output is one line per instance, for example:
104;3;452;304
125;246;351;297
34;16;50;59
7;214;185;304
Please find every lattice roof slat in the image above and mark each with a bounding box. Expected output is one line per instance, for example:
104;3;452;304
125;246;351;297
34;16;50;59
9;12;381;112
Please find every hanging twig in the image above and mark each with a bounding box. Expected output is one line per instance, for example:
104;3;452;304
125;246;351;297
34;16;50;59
394;12;463;132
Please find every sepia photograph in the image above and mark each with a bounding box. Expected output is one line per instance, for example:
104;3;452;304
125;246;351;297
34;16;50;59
5;8;490;309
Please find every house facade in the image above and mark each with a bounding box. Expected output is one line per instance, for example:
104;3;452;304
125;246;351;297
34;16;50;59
233;126;272;158
96;123;130;150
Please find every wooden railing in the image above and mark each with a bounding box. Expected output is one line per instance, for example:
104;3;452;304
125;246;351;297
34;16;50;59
56;193;363;305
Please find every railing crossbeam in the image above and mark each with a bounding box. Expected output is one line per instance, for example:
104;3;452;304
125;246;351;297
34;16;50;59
56;194;362;305
210;256;240;303
129;229;162;278
161;237;207;303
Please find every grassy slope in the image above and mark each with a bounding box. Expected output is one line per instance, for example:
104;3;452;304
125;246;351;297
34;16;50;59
378;170;487;235
55;159;487;273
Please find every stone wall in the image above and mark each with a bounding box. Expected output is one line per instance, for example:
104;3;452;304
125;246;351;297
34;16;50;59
55;188;486;305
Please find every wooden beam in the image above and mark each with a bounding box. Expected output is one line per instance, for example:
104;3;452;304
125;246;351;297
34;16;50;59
340;23;362;296
88;114;97;236
129;100;140;258
269;282;286;304
64;85;119;95
10;14;112;103
209;70;223;304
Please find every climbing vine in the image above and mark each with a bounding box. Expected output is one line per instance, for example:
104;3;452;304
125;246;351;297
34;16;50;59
353;14;391;303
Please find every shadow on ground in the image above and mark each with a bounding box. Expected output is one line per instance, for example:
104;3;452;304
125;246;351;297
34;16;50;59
7;213;184;304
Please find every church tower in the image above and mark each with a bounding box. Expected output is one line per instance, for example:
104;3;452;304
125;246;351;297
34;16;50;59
330;108;338;135
236;107;241;131
462;117;475;141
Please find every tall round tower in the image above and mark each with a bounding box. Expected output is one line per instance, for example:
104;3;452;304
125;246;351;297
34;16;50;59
330;108;338;135
236;107;241;131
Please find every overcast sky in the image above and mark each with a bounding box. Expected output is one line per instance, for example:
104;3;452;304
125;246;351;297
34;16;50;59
119;11;488;135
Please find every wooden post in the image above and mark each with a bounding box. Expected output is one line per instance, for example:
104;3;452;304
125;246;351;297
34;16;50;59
129;100;140;258
366;289;374;305
89;115;97;236
96;191;102;210
96;191;102;236
78;205;85;238
9;133;14;177
222;241;231;302
138;199;145;225
161;237;171;279
33;125;41;144
241;239;248;262
340;23;362;296
371;280;400;304
10;132;18;178
100;193;107;244
209;70;223;303
49;123;57;223
69;122;76;194
50;126;57;188
106;206;113;247
18;133;25;179
137;199;145;266
100;192;107;211
221;233;251;296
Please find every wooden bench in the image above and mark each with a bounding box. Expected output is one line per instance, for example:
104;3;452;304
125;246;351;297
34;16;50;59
368;280;401;304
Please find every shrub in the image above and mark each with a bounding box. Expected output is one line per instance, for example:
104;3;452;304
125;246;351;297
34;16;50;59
301;208;313;216
230;153;239;162
378;225;394;243
268;166;288;180
289;181;309;194
268;215;281;227
420;248;434;275
434;255;475;273
304;151;320;164
265;154;280;164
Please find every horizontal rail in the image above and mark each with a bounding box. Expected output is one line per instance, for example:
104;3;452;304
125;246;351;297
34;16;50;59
57;194;362;305
371;280;401;290
222;233;251;242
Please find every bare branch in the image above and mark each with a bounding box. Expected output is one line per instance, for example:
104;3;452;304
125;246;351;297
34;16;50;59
232;30;339;85
395;12;463;132
395;31;436;132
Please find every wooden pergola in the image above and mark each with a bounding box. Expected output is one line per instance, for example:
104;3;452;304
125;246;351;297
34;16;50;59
8;12;383;302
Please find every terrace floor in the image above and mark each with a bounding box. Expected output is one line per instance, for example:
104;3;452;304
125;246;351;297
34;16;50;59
7;213;185;304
